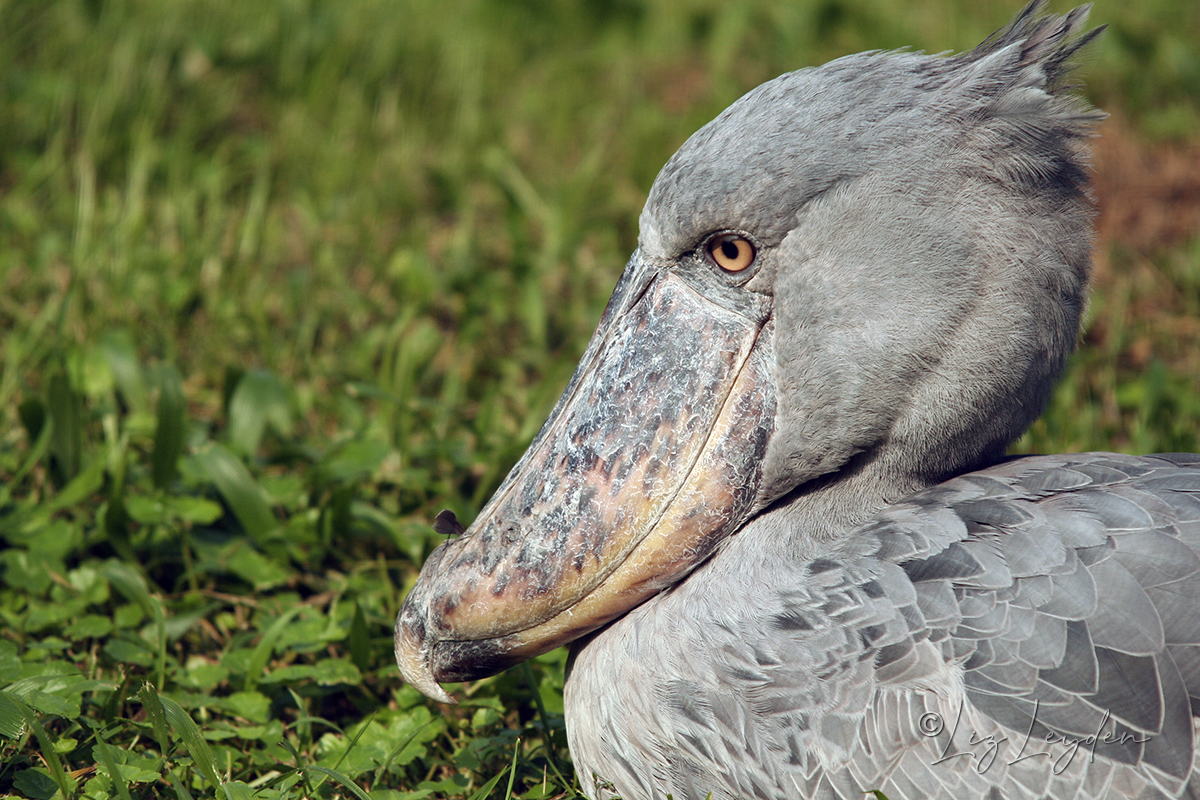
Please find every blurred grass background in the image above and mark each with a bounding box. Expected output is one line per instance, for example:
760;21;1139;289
0;0;1197;797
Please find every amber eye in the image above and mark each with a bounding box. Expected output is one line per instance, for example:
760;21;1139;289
706;233;756;273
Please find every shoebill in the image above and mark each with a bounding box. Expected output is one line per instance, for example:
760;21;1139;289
396;3;1200;798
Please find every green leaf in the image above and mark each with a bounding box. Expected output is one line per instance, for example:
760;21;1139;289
0;640;20;682
4;679;81;719
411;777;470;798
153;364;186;489
62;614;114;640
47;451;106;511
113;603;145;628
17;397;46;443
98;329;150;412
179;662;229;692
8;515;81;561
126;494;224;526
13;696;75;797
163;603;220;642
375;709;440;771
82;772;117;800
94;738;137;800
0;548;53;595
318;439;390;485
313;658;363;686
125;494;170;525
46;368;83;484
348;602;370;673
168;495;225;524
101;561;167;688
6;398;53;506
225;540;292;590
301;766;374;800
156;693;224;793
221;690;270;723
0;692;28;739
193;445;279;540
465;759;510;800
227;370;292;456
104;495;133;556
259;658;362;687
104;637;155;667
138;683;171;756
242;605;304;691
13;768;59;800
221;781;260;800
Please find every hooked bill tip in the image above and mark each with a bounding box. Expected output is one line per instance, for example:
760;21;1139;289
395;620;456;704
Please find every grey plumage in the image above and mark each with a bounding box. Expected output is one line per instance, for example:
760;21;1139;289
567;454;1200;799
395;3;1200;798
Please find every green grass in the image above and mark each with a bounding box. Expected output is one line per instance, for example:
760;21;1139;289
0;0;1198;797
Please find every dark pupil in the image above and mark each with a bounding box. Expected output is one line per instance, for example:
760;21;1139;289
720;240;739;260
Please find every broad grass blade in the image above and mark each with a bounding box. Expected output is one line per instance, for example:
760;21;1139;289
153;364;185;489
47;369;83;483
157;693;224;793
195;445;278;540
102;562;167;689
227;370;292;456
0;692;27;739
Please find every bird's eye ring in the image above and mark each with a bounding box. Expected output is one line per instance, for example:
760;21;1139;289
706;233;756;273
